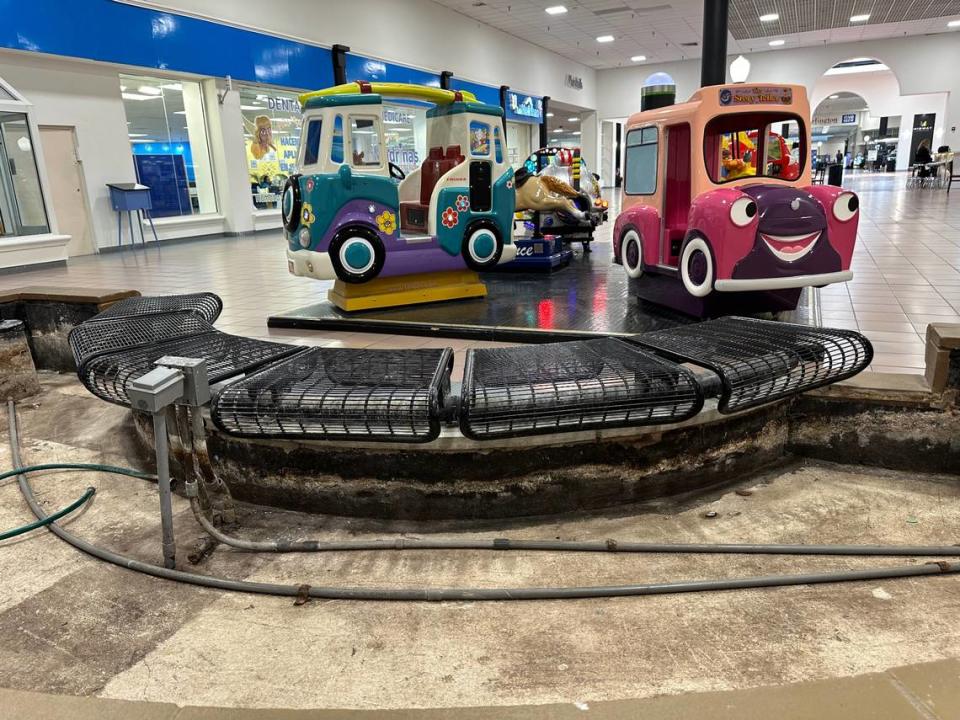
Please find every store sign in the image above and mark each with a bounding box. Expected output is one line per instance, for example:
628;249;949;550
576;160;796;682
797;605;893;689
505;92;543;124
719;86;792;106
909;113;936;164
265;95;301;113
565;74;583;90
812;113;858;126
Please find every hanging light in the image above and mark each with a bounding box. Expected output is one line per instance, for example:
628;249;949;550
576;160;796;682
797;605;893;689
730;55;751;83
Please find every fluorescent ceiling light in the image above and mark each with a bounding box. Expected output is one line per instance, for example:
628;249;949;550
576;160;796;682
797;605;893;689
128;133;148;138
160;83;182;91
121;92;160;101
768;39;785;46
567;116;578;122
631;55;646;62
572;131;581;136
553;128;563;133
546;112;554;117
173;110;186;115
545;5;567;14
596;35;614;43
849;14;870;22
137;85;162;95
949;19;960;27
239;105;264;110
829;94;839;99
759;12;778;21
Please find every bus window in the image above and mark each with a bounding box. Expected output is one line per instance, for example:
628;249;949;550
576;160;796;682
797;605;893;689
494;126;503;163
470;121;491;156
624;126;658;195
331;115;344;164
350;116;382;167
705;113;804;183
302;119;322;166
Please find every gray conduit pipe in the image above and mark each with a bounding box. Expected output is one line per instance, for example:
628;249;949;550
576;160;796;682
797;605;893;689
189;497;960;557
9;401;960;602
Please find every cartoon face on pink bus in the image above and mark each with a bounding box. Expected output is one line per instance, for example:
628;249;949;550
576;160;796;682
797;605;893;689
612;85;859;300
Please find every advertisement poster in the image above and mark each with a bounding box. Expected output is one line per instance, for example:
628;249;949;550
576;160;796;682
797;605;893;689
908;113;936;162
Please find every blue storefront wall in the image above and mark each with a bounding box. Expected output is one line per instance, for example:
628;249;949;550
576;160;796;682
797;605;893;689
0;0;537;108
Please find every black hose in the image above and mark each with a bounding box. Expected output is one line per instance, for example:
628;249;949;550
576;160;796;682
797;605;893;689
9;401;960;601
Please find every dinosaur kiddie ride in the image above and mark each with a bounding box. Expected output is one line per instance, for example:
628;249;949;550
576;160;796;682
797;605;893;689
613;84;858;316
281;82;518;310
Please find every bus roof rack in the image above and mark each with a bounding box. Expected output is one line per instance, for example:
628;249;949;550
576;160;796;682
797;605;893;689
299;81;478;107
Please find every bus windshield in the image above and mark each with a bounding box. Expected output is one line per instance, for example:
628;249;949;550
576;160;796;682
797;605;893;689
704;113;805;183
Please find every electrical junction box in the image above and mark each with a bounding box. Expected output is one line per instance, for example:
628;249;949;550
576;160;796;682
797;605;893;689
127;366;185;413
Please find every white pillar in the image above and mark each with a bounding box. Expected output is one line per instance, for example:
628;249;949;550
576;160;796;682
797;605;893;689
181;81;217;215
579;111;600;179
202;79;254;234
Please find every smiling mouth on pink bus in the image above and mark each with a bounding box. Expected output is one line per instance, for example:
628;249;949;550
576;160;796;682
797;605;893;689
760;231;820;262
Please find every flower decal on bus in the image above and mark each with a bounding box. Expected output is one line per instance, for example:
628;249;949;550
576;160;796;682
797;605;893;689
456;195;470;212
301;202;315;226
441;207;459;228
376;210;397;235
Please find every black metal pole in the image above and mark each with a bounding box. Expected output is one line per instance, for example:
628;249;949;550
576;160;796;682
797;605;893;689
539;96;550;149
499;85;509;133
440;70;453;90
332;44;350;85
700;0;729;87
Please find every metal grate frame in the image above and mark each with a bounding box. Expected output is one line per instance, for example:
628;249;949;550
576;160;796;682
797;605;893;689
78;332;302;407
459;338;703;440
69;311;213;367
631;316;873;414
212;348;454;443
92;292;223;324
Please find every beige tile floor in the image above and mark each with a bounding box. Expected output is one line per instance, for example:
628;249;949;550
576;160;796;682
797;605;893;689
2;171;956;377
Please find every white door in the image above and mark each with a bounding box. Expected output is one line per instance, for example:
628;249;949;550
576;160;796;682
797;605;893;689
39;126;94;256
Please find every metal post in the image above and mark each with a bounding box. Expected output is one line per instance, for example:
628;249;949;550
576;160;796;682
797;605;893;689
700;0;729;87
152;410;176;569
499;85;509;133
331;44;350;85
539;96;550;149
127;211;135;250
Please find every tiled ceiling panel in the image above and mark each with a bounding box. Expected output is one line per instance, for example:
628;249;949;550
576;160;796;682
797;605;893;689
729;0;960;39
431;0;960;68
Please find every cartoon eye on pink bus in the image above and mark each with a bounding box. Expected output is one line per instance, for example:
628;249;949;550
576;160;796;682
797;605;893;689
612;84;858;315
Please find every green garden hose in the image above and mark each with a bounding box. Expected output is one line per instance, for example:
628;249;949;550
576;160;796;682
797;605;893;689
0;484;95;541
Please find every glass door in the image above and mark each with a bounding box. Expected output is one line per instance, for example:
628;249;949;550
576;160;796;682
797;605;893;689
0;112;50;236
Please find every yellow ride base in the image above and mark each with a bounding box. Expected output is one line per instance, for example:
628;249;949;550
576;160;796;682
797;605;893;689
328;270;487;312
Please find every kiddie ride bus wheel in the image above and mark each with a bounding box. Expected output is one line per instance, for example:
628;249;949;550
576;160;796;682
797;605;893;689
461;221;504;272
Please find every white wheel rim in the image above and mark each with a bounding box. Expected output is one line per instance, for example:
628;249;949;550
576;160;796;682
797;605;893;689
339;237;376;275
621;230;643;278
469;229;499;264
681;237;714;298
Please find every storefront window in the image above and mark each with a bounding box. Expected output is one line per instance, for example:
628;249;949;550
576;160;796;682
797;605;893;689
239;86;301;210
121;74;217;218
0;112;49;236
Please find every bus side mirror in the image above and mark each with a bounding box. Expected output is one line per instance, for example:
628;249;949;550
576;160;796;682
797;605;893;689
338;163;353;190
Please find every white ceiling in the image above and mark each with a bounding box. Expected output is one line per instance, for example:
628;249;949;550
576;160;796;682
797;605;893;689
429;0;960;69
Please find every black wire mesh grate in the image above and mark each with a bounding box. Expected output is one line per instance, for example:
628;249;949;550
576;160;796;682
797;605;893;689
69;311;212;367
78;332;302;407
92;292;223;324
630;317;873;414
459;338;703;440
212;348;454;442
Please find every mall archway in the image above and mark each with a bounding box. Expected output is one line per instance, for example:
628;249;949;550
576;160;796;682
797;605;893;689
811;90;896;172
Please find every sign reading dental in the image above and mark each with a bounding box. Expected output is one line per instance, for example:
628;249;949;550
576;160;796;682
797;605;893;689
505;91;543;124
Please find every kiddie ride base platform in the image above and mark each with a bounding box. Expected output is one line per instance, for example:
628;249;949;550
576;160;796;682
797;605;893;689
271;242;817;342
327;270;486;312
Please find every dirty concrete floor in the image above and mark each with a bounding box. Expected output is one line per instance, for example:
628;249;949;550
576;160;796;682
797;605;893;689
1;374;960;711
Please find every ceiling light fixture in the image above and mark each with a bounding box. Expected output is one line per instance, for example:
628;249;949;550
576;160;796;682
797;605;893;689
596;35;614;43
553;128;563;133
573;131;581;135
949;19;960;27
829;94;839;99
768;39;785;46
545;5;567;14
567;116;578;122
546;112;554;117
631;55;646;62
759;12;778;21
137;85;162;95
849;14;870;22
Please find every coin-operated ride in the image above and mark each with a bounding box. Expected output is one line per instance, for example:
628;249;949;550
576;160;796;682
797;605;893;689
612;84;858;316
281;82;517;310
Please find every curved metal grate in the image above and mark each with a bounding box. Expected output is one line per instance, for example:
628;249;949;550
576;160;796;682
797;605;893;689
92;292;223;324
212;348;454;443
630;317;873;414
78;332;302;407
459;338;703;440
69;311;212;367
